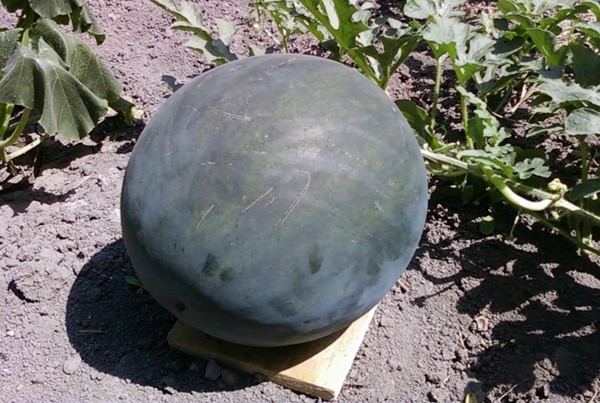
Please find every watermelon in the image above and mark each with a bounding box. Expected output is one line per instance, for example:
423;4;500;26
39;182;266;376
121;54;428;347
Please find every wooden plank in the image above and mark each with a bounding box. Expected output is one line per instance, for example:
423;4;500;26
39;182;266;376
167;307;376;400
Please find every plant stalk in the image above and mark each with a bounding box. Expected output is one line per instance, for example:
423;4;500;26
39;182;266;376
429;54;445;134
0;108;32;150
420;148;600;227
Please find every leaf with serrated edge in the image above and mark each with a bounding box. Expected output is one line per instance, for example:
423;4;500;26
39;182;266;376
150;0;240;62
31;19;121;103
0;42;107;139
28;0;83;18
11;0;105;43
298;0;367;49
404;0;436;19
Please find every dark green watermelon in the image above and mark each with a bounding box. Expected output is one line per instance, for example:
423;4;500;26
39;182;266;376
121;54;428;347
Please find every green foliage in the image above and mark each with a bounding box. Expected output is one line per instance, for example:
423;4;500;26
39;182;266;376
0;0;138;177
150;0;600;254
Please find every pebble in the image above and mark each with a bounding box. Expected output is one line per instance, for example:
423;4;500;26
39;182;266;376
221;368;239;386
427;390;442;402
204;359;221;381
63;353;82;375
379;316;394;328
425;373;442;385
465;334;480;349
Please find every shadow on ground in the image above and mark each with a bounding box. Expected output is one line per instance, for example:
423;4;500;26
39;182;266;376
65;239;341;394
461;229;600;397
65;239;259;394
418;196;600;398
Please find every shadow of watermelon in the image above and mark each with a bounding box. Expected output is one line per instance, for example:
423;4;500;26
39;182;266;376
65;238;339;393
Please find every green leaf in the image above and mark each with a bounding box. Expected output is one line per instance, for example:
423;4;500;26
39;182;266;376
570;43;600;87
0;29;20;74
424;16;470;47
28;0;84;19
0;42;108;139
537;79;600;109
497;0;519;14
527;28;567;67
404;0;436;20
298;0;367;49
583;1;600;19
513;157;551;179
2;0;104;43
395;99;439;148
565;108;600;135
574;21;600;39
150;0;240;63
69;3;105;44
568;178;600;201
31;19;121;103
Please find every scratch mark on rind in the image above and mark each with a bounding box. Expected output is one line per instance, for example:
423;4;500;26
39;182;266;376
208;105;252;122
242;187;275;213
281;170;311;225
197;204;215;227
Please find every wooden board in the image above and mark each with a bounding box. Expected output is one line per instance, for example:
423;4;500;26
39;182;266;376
167;307;376;400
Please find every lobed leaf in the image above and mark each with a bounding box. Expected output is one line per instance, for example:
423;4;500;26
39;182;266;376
2;0;104;43
298;0;368;49
150;0;240;63
404;0;437;20
31;19;121;103
0;42;108;139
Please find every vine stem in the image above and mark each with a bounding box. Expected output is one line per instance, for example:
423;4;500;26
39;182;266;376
420;148;600;227
0;108;32;151
8;134;49;160
430;54;445;134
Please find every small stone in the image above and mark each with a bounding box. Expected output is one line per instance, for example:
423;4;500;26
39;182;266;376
221;368;239;386
204;359;221;381
465;334;480;349
427;390;442;402
90;371;105;381
189;363;199;371
425;373;442;385
474;315;489;332
379;316;394;328
63;353;82;375
6;330;14;337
